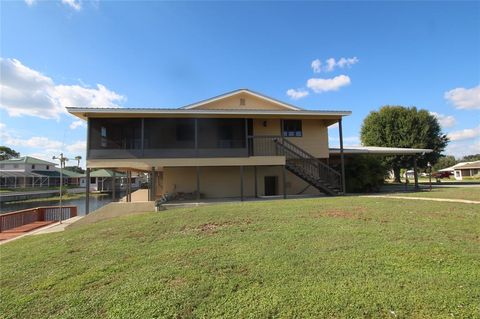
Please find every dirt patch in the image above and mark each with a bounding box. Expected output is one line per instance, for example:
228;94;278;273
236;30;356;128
307;207;374;222
168;277;187;288
181;219;253;235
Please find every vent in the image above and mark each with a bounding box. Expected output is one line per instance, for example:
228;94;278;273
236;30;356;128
240;98;246;106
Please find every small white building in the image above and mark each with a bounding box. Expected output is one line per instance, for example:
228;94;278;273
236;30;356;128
439;161;480;180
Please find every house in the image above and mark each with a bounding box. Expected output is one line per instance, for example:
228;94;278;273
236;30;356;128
0;156;65;188
62;169;87;187
67;88;432;206
440;161;480;180
89;169;140;192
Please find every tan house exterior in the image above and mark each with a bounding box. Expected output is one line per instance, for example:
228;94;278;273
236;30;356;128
68;89;352;208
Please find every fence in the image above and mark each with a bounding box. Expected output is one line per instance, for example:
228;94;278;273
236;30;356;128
0;206;77;232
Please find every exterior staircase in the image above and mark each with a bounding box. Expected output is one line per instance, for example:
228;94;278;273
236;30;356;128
248;136;343;196
274;138;343;196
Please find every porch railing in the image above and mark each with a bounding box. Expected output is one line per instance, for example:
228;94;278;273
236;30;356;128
0;206;77;232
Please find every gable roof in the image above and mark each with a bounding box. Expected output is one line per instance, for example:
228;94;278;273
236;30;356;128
180;89;303;111
90;169;126;178
0;156;56;166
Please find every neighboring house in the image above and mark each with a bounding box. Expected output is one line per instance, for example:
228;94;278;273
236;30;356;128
89;169;140;192
67;88;431;201
62;169;87;187
0;156;65;188
441;161;480;180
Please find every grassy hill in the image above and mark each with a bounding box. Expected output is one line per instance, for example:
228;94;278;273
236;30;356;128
1;197;479;318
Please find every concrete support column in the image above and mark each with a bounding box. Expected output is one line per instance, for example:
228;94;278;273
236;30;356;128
196;166;200;201
150;167;156;201
240;166;244;201
282;165;287;199
338;119;346;194
127;171;132;202
85;168;90;215
254;166;258;198
112;171;116;201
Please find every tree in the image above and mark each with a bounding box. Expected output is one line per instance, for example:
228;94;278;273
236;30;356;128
0;146;20;160
461;154;480;162
433;155;457;171
360;106;449;182
64;166;85;174
74;155;82;167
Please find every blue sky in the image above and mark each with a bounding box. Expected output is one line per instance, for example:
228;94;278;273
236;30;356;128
1;0;479;167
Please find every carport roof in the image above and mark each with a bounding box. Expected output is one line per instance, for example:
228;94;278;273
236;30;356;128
329;146;433;155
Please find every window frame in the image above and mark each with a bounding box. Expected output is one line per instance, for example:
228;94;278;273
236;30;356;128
283;120;303;138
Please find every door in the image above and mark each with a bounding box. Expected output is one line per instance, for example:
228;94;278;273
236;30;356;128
264;176;277;196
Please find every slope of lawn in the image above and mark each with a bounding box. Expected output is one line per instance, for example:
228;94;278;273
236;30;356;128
388;186;480;201
1;197;479;318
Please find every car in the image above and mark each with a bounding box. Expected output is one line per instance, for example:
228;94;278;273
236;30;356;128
432;171;453;179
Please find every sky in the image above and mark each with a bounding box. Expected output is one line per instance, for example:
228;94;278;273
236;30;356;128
1;0;479;168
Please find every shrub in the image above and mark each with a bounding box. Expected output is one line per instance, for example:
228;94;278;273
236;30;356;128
345;155;389;193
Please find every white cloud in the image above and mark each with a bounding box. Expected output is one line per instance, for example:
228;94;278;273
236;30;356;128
329;135;361;146
325;58;336;72
444;85;480;110
307;75;351;93
337;57;359;68
311;57;359;73
286;88;309;100
69;120;86;130
25;0;36;6
447;126;480;141
445;139;480;158
66;140;86;153
429;112;456;128
0;58;125;120
311;59;322;73
62;0;82;10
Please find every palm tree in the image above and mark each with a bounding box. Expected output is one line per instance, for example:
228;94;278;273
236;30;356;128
75;155;82;167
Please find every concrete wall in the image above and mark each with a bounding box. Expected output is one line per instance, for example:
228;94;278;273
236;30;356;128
162;166;320;199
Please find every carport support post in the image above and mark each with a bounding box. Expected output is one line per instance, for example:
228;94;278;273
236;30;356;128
85;168;90;215
240;166;244;201
338;119;346;194
112;171;116;201
413;156;419;190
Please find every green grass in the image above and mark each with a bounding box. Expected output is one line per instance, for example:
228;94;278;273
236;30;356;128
1;197;479;318
388;187;480;201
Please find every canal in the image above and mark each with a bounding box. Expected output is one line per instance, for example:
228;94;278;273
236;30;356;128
0;195;115;216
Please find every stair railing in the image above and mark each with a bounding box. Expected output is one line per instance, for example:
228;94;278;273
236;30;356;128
248;136;342;191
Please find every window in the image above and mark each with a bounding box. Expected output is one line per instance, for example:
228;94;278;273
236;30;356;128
89;118;142;150
240;98;246;106
283;120;302;137
90;177;96;184
46;165;50;170
32;165;35;169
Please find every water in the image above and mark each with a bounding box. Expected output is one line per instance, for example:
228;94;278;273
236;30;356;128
0;195;115;216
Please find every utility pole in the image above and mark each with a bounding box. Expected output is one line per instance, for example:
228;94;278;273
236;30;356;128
52;153;69;224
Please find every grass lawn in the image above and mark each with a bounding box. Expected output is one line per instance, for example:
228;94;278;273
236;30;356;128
388;187;480;201
1;197;479;318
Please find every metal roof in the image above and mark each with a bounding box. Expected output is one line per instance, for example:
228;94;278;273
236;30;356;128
329;146;433;155
66;88;351;120
0;156;56;166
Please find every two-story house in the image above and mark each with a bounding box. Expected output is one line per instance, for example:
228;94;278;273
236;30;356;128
0;156;62;188
68;89;352;203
